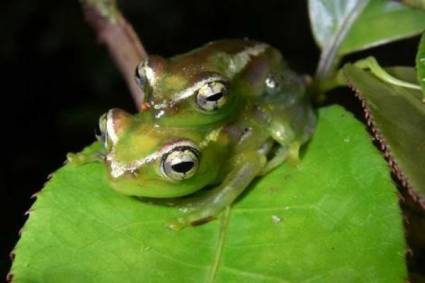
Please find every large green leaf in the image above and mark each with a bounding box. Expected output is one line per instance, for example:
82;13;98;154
340;0;425;55
11;106;406;283
343;64;425;207
417;32;425;95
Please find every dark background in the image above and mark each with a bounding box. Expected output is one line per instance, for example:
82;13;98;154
1;0;421;279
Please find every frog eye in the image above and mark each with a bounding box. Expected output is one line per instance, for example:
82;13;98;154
135;56;166;89
98;108;132;150
195;81;227;111
135;60;149;88
161;146;200;181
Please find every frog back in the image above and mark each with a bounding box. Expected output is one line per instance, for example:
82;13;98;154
232;46;315;146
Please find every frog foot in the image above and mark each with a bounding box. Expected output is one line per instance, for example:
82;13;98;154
167;208;218;230
288;142;301;166
66;151;102;166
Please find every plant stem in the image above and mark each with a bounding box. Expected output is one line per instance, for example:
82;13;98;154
355;57;421;90
81;0;147;109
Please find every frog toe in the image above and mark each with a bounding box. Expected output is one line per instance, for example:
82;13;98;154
288;142;301;165
167;210;217;230
66;152;101;165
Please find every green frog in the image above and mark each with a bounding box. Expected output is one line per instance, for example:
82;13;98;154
96;39;316;229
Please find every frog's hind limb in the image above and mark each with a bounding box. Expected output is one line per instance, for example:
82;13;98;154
168;151;267;230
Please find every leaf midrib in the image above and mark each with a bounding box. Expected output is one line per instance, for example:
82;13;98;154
206;206;231;283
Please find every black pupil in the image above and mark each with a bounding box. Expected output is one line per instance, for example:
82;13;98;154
206;92;223;102
172;161;194;173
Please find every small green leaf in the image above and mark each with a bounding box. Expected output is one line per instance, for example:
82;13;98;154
343;64;425;207
309;0;370;78
309;0;425;79
11;106;406;283
308;0;367;49
416;32;425;95
340;0;425;55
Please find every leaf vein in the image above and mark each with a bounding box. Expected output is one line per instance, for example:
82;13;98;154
207;206;231;283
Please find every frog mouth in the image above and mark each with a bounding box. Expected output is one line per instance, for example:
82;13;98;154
106;140;199;178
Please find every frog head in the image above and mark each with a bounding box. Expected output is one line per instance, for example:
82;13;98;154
135;40;273;127
98;108;229;198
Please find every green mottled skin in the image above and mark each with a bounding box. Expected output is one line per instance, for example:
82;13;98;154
90;39;315;229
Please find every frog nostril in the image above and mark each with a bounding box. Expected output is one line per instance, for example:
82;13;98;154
171;161;194;173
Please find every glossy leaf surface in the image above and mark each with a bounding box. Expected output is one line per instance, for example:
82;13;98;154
309;0;425;57
340;0;425;55
309;0;368;49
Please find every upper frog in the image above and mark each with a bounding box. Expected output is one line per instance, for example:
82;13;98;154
95;39;316;229
135;39;297;128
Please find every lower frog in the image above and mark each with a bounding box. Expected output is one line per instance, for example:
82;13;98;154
76;40;316;230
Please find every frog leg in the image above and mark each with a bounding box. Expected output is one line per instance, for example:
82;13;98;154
66;143;105;165
260;145;288;175
287;141;301;165
269;121;301;165
168;151;267;230
67;152;102;165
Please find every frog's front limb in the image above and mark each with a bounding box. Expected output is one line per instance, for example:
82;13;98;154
258;136;299;176
66;143;105;165
168;151;267;230
260;145;289;175
269;120;301;165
